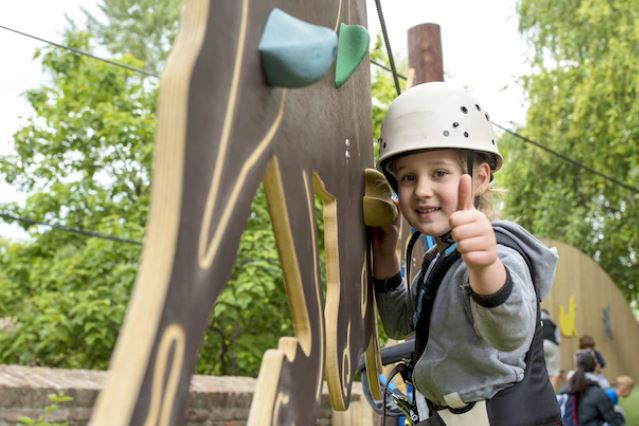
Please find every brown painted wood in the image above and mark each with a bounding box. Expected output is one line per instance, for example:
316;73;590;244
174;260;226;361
542;240;639;384
91;0;380;425
408;23;444;84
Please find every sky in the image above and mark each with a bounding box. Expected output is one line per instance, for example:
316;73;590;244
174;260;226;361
365;0;530;125
0;0;530;240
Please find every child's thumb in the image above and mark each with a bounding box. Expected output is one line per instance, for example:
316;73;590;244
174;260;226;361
456;174;474;211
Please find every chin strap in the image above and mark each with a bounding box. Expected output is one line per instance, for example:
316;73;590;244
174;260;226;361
466;150;481;209
466;150;475;179
438;230;455;246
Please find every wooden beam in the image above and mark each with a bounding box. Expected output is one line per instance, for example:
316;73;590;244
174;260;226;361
407;23;444;84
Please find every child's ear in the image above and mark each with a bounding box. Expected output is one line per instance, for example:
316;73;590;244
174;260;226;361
473;162;491;195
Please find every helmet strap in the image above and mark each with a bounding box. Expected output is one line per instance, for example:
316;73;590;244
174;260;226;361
438;230;455;246
466;151;480;209
466;151;475;179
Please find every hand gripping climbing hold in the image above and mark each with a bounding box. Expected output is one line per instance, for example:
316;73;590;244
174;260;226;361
363;168;398;227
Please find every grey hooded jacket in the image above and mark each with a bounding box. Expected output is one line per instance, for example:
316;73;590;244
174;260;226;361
376;220;558;407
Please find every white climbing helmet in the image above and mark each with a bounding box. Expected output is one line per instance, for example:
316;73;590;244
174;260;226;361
378;82;503;188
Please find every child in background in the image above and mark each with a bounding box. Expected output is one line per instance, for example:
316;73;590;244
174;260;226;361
371;82;560;425
579;334;610;388
605;375;635;425
558;349;621;426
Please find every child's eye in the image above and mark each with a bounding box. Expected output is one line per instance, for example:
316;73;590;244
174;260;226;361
433;170;449;178
399;174;415;184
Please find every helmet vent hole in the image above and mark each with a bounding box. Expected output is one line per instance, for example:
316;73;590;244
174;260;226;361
383;141;387;148
443;130;450;137
491;139;495;145
452;122;459;128
485;113;490;121
463;131;469;138
460;106;468;114
475;104;481;111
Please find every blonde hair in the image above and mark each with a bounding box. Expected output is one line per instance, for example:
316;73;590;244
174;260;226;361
616;375;635;390
454;151;503;220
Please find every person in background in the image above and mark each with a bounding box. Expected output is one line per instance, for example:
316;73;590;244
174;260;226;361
579;335;610;388
541;308;561;389
604;375;635;425
559;349;621;426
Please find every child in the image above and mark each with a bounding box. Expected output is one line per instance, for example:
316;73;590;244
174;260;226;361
558;350;621;425
371;82;561;425
605;375;635;425
579;334;610;388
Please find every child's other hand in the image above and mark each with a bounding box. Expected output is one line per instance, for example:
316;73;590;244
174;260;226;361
449;174;498;268
370;199;400;255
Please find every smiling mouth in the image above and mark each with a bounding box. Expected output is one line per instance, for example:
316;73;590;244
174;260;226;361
416;207;440;214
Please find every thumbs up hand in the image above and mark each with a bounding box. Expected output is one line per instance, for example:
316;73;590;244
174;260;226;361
449;174;506;295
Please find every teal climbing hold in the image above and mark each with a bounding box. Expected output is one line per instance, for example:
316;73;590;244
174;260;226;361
335;23;370;88
259;8;337;88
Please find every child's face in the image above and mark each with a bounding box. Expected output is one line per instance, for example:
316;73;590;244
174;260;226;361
618;384;634;398
393;149;465;237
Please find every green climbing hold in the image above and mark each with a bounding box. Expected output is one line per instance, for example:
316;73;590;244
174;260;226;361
259;8;337;88
335;23;370;88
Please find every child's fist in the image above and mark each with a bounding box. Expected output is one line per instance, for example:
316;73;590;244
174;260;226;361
449;174;497;268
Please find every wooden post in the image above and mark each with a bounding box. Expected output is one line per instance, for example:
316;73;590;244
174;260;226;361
408;23;444;84
400;23;444;283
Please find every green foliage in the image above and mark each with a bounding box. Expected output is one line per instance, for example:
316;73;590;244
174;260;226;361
370;34;408;162
620;386;639;426
498;0;639;304
84;0;182;75
18;391;73;426
0;30;150;369
197;185;293;376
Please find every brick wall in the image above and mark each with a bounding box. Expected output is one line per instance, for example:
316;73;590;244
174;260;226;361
0;365;377;425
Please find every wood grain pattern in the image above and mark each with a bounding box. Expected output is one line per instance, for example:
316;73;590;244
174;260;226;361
91;0;379;424
542;240;639;382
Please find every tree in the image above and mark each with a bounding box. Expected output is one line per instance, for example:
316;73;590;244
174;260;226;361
84;0;183;75
0;30;152;368
370;34;408;157
498;0;639;305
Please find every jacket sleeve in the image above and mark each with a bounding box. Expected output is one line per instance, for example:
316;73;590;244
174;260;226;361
595;390;623;426
466;245;538;352
375;272;419;339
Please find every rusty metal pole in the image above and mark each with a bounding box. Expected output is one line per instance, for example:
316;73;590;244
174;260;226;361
408;23;444;84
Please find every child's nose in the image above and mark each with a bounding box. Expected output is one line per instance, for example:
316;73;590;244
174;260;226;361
414;179;433;198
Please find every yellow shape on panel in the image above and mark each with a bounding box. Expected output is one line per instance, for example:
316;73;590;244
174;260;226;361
559;295;578;337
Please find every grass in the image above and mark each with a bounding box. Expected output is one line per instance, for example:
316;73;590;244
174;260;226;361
619;387;639;425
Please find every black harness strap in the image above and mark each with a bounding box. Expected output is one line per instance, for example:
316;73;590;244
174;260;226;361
405;230;423;286
411;248;460;364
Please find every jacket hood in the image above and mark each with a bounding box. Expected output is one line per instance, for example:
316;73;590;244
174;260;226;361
492;220;558;299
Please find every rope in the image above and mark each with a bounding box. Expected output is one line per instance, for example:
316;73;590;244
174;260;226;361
0;24;158;79
493;122;639;195
0;212;143;245
373;0;401;96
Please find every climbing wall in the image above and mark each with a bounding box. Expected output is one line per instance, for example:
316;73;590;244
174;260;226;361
542;240;639;382
90;0;382;424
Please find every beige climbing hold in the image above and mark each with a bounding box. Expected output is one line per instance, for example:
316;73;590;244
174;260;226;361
363;168;398;227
